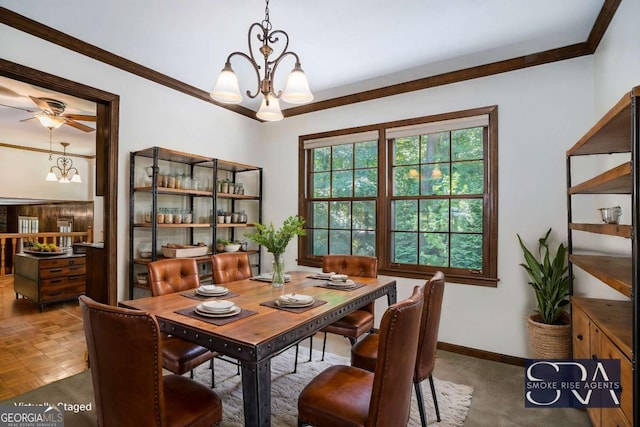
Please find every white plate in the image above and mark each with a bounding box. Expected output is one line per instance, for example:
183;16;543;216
195;306;242;318
200;285;225;293
253;274;292;282
279;293;313;303
275;299;314;308
199;300;236;313
330;274;349;281
311;272;335;279
196;286;228;296
327;280;356;288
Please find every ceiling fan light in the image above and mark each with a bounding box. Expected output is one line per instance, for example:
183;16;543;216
36;114;65;129
45;171;58;181
210;63;243;104
256;94;284;121
70;174;82;183
281;64;314;104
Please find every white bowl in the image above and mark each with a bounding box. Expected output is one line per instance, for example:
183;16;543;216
224;244;241;252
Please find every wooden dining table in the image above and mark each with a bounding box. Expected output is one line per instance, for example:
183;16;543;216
120;270;397;427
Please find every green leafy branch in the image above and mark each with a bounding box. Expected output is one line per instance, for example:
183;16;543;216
245;215;306;255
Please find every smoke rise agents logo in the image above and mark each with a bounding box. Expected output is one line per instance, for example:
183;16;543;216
525;359;621;408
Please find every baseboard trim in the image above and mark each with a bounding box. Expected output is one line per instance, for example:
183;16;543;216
436;341;525;366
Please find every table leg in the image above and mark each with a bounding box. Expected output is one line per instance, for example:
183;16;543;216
241;358;272;426
386;284;397;305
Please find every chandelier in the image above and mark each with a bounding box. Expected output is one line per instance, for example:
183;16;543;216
209;0;313;121
45;142;82;184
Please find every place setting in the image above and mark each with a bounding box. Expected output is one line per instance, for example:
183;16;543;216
261;293;327;313
180;284;239;300
316;274;367;291
176;299;257;325
307;271;336;280
251;272;292;283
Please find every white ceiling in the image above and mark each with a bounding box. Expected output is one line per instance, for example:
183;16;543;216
0;0;605;153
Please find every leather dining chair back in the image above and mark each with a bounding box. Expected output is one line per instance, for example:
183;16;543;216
351;271;446;427
212;252;253;284
297;286;424;427
79;295;222;426
322;254;379;278
147;257;200;296
146;258;217;387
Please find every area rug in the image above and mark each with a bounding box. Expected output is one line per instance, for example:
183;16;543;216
201;347;473;427
1;347;472;427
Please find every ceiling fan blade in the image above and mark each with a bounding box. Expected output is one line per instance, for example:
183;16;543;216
19;116;36;123
62;114;96;122
0;85;22;98
29;95;53;114
0;102;35;113
64;118;95;132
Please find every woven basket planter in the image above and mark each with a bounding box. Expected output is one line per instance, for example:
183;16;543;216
527;313;571;359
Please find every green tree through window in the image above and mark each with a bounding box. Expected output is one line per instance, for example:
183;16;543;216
299;107;498;286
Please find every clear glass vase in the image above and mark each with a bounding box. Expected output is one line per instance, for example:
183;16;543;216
271;253;285;288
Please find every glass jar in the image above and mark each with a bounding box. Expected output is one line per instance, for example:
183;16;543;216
156;209;165;224
167;174;176;189
164;208;174;224
157;173;166;187
184;211;193;224
174;209;183;224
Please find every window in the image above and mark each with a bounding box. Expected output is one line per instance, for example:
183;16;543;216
298;106;498;286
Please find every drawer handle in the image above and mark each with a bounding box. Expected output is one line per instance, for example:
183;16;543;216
49;279;62;284
577;334;583;341
47;291;63;297
591;355;597;360
49;269;63;273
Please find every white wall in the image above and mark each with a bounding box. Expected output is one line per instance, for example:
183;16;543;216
0;145;93;201
0;24;263;301
261;58;594;358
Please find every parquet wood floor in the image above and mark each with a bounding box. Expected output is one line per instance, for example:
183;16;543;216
0;275;87;400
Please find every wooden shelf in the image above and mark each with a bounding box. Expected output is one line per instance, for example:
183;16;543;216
568;162;631;194
571;296;632;358
569;254;632;298
133;223;212;228
216;192;259;200
133;147;213;164
134;186;213;196
569;223;632;238
216;223;255;228
566;88;638;156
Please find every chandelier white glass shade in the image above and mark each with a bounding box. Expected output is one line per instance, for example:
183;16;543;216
45;142;82;184
210;0;313;121
36;114;65;129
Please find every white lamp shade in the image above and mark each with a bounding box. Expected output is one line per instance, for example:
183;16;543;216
256;94;284;121
70;174;82;183
59;176;70;184
45;171;58;181
210;65;243;104
281;65;314;104
36;114;65;129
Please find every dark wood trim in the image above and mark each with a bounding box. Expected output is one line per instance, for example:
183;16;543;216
585;0;622;52
0;58;119;306
0;142;95;159
437;341;525;367
0;1;620;120
0;6;256;120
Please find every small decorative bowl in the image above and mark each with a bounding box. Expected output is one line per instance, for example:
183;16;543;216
224;244;241;252
598;206;622;224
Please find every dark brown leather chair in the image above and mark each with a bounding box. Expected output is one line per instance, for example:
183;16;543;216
293;255;379;372
319;255;379;357
351;271;446;427
147;258;216;387
297;286;424;427
79;295;223;427
211;252;253;284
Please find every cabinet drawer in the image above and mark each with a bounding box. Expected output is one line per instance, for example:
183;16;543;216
40;282;85;302
572;306;590;359
40;265;86;278
39;257;86;269
600;336;632;424
590;321;602;359
41;275;86;289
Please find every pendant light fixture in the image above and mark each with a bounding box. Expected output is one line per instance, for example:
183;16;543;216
45;142;82;184
210;0;313;121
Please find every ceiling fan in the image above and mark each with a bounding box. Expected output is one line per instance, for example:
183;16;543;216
18;96;95;132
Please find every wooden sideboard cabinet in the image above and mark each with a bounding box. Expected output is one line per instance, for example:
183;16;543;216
14;253;86;311
572;297;633;427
